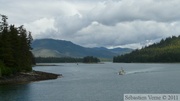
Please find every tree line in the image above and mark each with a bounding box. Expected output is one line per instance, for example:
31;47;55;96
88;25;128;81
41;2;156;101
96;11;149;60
113;35;180;63
35;56;100;63
35;57;83;63
0;14;34;76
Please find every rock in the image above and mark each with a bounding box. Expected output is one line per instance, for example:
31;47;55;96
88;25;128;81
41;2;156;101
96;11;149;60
0;70;62;85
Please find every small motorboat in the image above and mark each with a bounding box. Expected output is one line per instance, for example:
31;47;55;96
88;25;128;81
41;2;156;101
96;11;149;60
119;68;125;75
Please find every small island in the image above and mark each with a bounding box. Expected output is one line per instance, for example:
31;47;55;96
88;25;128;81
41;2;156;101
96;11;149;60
0;14;61;85
82;56;100;63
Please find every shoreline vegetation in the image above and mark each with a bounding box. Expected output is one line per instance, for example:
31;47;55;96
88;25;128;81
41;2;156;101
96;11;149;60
0;70;62;85
0;14;35;77
35;56;101;63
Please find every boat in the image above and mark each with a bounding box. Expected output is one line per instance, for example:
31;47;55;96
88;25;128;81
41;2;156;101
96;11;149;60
119;68;125;75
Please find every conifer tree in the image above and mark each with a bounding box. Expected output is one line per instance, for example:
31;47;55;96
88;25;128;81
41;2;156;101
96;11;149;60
0;14;34;75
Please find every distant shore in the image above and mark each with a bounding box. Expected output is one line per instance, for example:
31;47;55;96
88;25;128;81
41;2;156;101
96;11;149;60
0;70;62;85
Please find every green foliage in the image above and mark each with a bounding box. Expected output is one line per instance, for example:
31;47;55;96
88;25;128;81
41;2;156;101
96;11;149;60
83;56;100;63
113;35;180;63
0;14;34;76
0;61;12;76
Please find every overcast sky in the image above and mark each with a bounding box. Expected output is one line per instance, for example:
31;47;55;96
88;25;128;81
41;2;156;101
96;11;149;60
1;0;180;49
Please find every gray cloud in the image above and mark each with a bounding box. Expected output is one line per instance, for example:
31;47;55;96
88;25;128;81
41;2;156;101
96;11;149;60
72;20;180;48
85;0;180;25
1;0;180;49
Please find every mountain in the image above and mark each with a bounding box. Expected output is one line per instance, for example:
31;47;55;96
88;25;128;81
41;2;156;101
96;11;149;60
113;35;180;63
31;39;133;58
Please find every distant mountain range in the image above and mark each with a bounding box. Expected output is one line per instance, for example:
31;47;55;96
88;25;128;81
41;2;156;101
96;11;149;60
32;39;133;58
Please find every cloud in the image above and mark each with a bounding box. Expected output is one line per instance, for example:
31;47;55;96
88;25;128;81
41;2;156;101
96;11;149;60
72;20;180;48
54;14;89;36
24;18;57;39
85;0;180;25
1;0;180;49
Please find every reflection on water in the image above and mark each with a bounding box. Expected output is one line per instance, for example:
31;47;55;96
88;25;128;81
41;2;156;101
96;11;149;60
0;84;31;101
0;63;180;101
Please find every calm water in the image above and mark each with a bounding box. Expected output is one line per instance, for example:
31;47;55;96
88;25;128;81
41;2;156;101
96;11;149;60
0;63;180;101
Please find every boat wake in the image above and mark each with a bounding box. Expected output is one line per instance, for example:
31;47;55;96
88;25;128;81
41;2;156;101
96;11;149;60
124;67;163;75
126;70;157;75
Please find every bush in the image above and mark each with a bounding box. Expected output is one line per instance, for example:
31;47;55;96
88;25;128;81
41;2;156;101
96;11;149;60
0;61;12;76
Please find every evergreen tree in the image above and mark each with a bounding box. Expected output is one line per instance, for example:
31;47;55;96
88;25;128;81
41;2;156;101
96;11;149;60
0;14;34;76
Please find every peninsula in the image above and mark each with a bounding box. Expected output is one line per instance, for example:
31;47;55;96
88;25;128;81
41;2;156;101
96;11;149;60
0;14;62;85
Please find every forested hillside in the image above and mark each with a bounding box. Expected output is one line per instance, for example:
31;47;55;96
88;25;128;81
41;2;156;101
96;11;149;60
113;36;180;63
0;15;34;76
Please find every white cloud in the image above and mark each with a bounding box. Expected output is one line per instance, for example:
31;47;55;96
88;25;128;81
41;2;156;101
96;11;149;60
24;18;57;39
1;0;180;49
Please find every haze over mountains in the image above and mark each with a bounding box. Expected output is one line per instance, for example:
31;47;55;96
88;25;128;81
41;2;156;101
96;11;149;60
32;39;133;58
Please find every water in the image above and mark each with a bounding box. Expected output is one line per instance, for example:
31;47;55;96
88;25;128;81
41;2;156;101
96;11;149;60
0;63;180;101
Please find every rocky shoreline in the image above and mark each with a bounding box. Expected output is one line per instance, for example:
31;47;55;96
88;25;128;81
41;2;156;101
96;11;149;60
0;71;62;85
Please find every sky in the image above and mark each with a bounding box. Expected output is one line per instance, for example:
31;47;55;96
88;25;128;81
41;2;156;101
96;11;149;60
1;0;180;49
